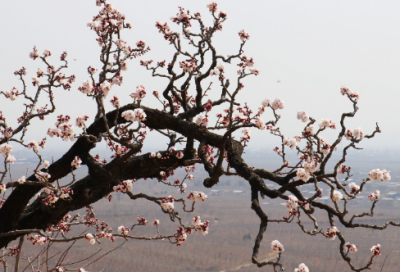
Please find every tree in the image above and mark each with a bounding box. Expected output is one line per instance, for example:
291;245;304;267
0;1;396;271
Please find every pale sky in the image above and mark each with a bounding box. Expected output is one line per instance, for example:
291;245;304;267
1;0;400;154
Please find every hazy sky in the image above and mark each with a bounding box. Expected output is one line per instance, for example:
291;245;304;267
1;0;400;154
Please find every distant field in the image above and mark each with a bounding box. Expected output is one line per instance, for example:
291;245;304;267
6;150;400;271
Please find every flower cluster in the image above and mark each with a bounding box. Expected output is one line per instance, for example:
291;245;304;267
192;216;210;235
368;169;391;181
302;125;315;136
84;233;96;245
331;190;343;202
130;84;146;101
261;98;284;110
2;87;19;101
47;115;75;141
117;225;131;235
71;156;82;168
370;244;381;256
271;240;284;252
207;1;218;12
241;128;251;143
318;119;336;129
254;116;265;130
60;188;74;200
187;191;208;201
35;171;51;182
110;96;120;108
294;263;309;272
155;21;175;41
368;190;380;202
43;160;50;169
337;164;350;174
297;111;309;123
196;115;209;127
296;168;310;182
345;242;358;253
238;29;250;41
27;235;47;245
179;59;197;73
1;126;13;139
175;226;188;246
137;215;148;225
76;114;89;128
43;187;58;205
286;195;298;213
78;80;94;95
348;182;360;194
121;109;146;122
170;7;191;28
283;137;298;150
344;127;363;140
161;195;175;211
17;176;26;184
340;85;360;101
326;226;339;240
115;39;133;55
113;179;134;193
0;143;12;158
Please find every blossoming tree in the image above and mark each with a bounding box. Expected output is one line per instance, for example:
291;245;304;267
0;1;396;271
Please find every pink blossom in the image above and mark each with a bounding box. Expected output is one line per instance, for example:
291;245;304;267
249;67;259;75
296;168;310;182
71;156;82;168
345;242;358;253
371;244;381;256
0;144;13;158
76;114;89;128
271;98;284;110
326;226;339;240
29;46;39;60
17;176;25;184
121;109;147;122
340;85;353;96
130;85;146;100
261;99;271;107
254;116;265;130
348;182;360;194
368;190;380;201
206;2;218;12
294;263;309;272
238;29;250;41
187;191;208;201
28;140;39;152
331;190;343;202
0;184;6;194
286;195;298;212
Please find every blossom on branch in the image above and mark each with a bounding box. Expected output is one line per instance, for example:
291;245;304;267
370;244;381;256
121;109;147;122
345;242;358;253
368;190;380;202
238;29;250;41
294;263;309;272
271;240;284;252
187;191;208;201
326;226;339;240
297;111;309;123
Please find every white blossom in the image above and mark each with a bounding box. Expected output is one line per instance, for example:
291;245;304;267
294;263;309;272
271;240;284;252
297;111;309;123
331;190;343;202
